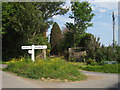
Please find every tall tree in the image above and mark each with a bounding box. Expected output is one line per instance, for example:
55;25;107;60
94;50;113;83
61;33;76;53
2;2;68;61
35;2;68;39
50;22;63;55
66;1;94;47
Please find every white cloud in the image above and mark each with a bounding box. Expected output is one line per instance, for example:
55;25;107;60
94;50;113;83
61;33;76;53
68;1;118;15
90;2;118;17
92;2;118;10
62;0;71;9
52;15;60;18
52;13;74;24
99;9;107;13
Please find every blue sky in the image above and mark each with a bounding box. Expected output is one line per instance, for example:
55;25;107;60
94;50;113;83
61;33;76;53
47;0;119;46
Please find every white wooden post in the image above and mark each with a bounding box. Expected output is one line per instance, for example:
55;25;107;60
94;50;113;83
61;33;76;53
43;49;46;59
31;45;35;62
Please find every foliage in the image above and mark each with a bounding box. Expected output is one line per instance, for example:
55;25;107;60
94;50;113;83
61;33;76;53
63;32;74;50
85;58;98;66
81;64;120;74
50;22;63;55
37;2;68;21
115;46;120;62
78;33;100;60
0;61;6;64
61;1;95;60
2;2;44;61
62;32;101;61
2;2;68;61
4;57;87;81
2;2;44;42
95;46;120;63
66;1;94;47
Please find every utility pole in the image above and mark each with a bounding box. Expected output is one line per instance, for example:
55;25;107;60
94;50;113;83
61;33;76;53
112;12;115;48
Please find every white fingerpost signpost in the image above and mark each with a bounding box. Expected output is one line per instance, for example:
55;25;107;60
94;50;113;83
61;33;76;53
21;45;47;62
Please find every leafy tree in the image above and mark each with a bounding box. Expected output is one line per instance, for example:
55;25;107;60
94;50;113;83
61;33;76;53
37;2;68;22
78;33;100;60
2;2;68;61
61;27;74;50
2;2;24;61
31;2;69;34
2;2;45;44
50;22;63;55
66;1;94;47
63;32;74;50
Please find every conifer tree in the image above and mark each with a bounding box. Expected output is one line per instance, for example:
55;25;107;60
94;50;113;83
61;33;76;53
50;22;63;55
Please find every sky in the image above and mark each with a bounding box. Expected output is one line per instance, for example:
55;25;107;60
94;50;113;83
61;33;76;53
47;0;119;46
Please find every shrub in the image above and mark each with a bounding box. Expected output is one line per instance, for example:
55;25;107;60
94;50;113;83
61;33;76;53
86;58;98;66
95;46;120;63
69;58;77;62
4;57;87;81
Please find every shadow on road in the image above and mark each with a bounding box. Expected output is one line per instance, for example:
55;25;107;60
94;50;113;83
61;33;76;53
107;82;120;90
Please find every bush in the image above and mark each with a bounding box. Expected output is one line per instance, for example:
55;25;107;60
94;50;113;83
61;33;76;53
95;46;120;63
4;57;87;81
86;58;98;66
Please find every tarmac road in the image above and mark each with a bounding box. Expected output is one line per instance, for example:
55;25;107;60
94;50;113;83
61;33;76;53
0;64;119;88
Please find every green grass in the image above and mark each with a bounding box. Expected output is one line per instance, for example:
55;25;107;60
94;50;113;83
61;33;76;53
80;64;120;74
0;61;7;64
69;62;120;74
3;57;87;81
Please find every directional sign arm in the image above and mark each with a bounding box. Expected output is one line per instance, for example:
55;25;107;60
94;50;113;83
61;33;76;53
21;46;32;49
34;45;47;49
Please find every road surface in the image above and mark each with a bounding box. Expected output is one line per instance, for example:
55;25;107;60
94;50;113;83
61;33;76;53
0;64;119;88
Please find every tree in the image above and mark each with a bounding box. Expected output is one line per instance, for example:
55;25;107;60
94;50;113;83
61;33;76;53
32;2;69;34
50;22;63;55
2;2;68;61
66;1;94;47
61;27;74;50
63;32;74;50
78;33;100;60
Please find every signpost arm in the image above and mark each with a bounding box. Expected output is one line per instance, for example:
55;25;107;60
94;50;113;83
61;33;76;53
21;45;47;62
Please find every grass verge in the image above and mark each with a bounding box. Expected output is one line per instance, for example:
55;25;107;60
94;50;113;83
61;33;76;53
0;61;7;64
3;57;87;81
80;64;120;74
